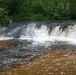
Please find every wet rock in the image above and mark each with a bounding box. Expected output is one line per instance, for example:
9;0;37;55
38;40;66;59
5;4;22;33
0;39;21;50
0;47;76;75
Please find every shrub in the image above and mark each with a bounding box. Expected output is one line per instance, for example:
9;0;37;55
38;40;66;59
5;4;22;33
0;7;9;25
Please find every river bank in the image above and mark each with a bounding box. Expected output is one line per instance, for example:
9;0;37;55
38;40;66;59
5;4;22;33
1;20;76;28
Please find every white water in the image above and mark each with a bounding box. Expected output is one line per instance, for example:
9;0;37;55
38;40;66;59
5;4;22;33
19;23;76;44
0;23;76;44
0;36;13;40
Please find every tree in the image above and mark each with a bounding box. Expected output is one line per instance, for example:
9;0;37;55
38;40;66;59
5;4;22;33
0;7;9;25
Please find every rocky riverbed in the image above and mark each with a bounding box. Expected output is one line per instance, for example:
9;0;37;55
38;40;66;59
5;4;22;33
0;43;76;75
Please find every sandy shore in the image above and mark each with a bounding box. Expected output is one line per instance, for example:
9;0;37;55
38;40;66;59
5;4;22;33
0;47;76;75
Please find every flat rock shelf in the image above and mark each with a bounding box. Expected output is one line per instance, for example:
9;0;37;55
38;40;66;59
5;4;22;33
0;45;76;75
0;39;21;50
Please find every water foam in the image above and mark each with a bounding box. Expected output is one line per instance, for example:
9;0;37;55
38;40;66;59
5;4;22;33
19;23;76;44
0;36;13;40
0;23;76;44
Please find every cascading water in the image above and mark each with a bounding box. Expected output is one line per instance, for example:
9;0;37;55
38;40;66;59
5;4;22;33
0;22;76;70
0;22;76;44
18;23;76;44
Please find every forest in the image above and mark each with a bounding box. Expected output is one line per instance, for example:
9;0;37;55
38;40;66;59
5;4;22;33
0;0;76;25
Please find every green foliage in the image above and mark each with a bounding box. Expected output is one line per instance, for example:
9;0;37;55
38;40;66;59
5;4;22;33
69;0;76;19
7;0;23;15
0;7;9;25
0;0;76;26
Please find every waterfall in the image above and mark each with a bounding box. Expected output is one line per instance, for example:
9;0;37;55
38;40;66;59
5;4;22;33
0;22;76;44
19;23;76;44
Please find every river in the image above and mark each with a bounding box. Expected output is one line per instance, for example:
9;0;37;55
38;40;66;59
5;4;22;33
0;21;76;74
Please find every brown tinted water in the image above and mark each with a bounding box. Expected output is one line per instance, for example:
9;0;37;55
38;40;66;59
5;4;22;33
0;45;76;75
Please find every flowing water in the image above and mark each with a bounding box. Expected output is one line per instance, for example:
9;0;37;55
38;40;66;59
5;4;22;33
0;22;76;70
